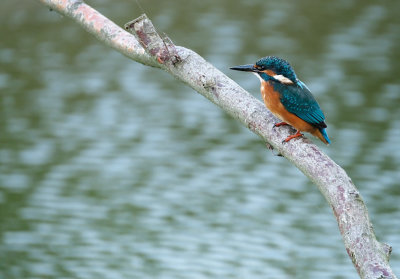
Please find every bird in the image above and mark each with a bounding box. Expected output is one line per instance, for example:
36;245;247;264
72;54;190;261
230;56;331;145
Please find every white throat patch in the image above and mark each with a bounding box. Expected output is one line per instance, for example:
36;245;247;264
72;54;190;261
253;73;264;83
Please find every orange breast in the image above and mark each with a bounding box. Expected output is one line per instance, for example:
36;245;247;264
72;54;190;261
260;81;317;133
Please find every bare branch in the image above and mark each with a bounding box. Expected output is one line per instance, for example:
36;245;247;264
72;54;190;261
37;1;397;278
38;0;159;67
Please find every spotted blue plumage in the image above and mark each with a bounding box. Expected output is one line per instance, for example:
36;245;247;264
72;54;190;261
257;56;330;144
230;56;331;144
256;56;297;82
273;81;326;129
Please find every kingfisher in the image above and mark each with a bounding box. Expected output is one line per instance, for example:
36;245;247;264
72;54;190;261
230;56;331;145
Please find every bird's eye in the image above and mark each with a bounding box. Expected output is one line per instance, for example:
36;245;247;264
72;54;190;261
254;64;263;70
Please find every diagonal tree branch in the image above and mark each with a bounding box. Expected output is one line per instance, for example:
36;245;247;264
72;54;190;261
37;1;397;278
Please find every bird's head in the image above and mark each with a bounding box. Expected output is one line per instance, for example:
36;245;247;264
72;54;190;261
230;56;297;85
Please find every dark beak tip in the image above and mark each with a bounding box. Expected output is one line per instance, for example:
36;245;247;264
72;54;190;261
229;64;257;72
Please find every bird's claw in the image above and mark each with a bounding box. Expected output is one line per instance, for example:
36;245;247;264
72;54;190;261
273;122;288;128
282;132;304;143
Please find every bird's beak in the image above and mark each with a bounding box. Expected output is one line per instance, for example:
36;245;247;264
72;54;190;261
230;64;259;72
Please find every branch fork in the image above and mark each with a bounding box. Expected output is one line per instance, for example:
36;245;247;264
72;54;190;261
124;14;181;65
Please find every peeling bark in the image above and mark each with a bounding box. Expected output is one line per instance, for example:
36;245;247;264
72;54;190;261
36;1;397;278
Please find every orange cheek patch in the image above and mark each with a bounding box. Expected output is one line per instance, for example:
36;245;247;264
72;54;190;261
263;70;276;76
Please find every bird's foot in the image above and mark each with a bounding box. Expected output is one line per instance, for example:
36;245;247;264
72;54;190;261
273;122;288;128
282;131;303;143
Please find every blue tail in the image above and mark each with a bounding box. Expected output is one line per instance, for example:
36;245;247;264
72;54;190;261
320;128;331;144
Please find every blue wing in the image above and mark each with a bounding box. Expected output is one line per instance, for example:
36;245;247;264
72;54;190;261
273;80;327;129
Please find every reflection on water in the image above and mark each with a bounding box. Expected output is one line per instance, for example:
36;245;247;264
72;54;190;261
1;0;399;278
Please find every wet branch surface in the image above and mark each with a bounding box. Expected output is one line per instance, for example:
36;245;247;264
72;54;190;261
37;1;397;278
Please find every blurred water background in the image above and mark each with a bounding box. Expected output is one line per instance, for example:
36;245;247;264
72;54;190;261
1;0;400;278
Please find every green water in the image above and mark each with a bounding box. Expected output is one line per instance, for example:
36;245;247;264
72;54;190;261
1;1;399;278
